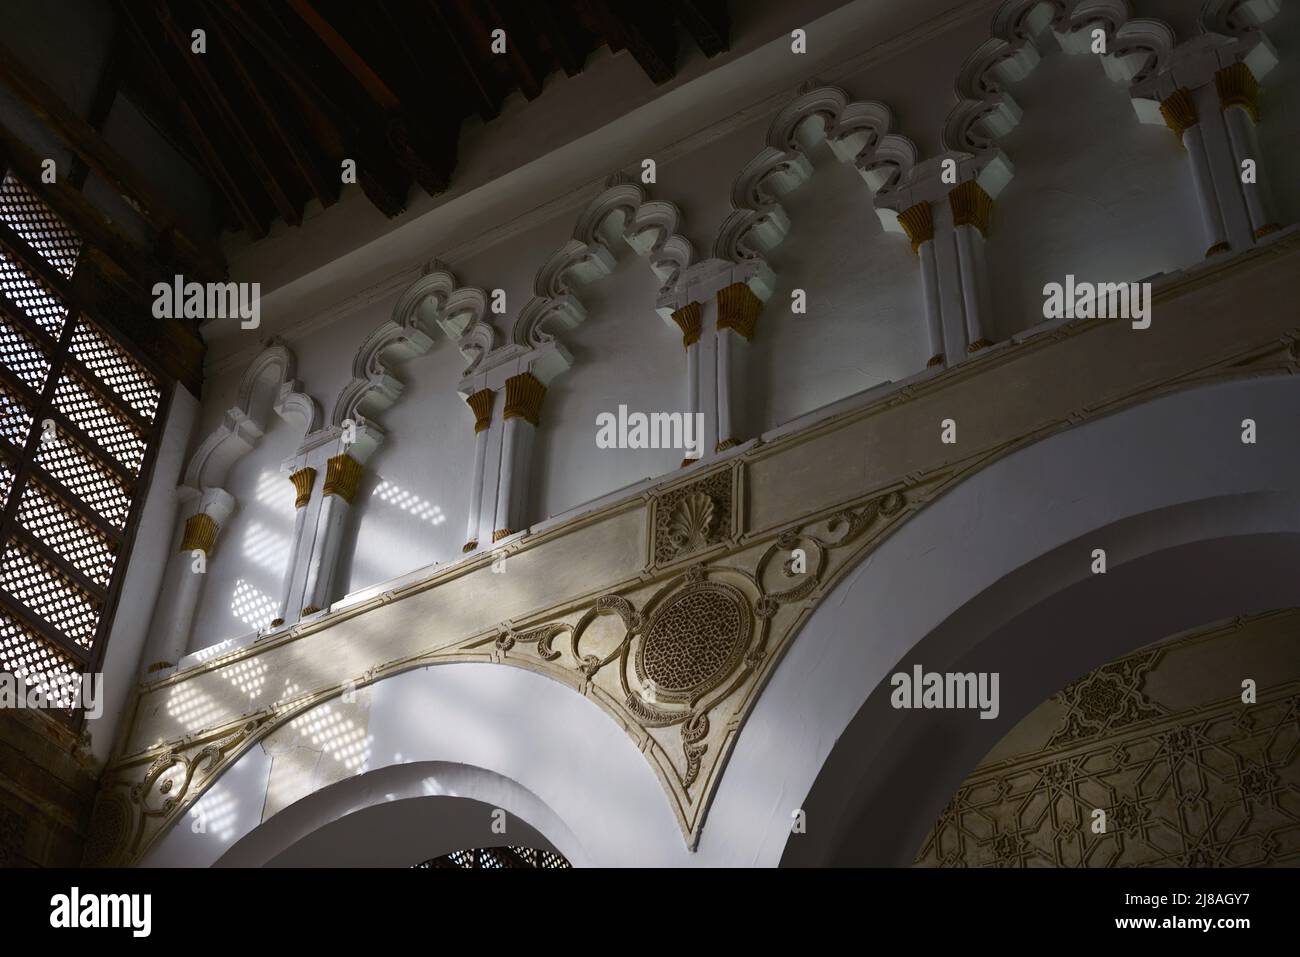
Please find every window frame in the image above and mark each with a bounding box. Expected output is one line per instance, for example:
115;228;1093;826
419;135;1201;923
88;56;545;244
0;168;172;728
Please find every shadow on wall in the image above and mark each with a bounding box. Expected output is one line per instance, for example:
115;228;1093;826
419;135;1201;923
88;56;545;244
1258;5;1300;225
988;44;1203;342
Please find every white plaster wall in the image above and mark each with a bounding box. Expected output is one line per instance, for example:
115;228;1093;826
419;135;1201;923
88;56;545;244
343;339;475;591
745;143;924;433
187;412;301;650
987;45;1205;341
144;374;1300;866
531;254;683;521
93;386;197;765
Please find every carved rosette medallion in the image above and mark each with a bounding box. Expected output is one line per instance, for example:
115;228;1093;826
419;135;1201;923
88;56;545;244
636;579;752;705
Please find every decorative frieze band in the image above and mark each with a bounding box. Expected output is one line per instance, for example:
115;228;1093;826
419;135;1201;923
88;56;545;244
322;454;364;505
465;388;495;434
716;282;762;340
289;468;316;510
503;373;546;428
178;514;219;555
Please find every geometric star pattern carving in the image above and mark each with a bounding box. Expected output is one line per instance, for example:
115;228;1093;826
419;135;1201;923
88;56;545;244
917;623;1300;868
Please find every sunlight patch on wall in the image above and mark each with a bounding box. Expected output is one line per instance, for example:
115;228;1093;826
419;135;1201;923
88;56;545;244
231;578;278;632
371;479;446;526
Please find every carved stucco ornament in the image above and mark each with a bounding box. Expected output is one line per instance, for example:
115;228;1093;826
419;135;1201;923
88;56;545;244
474;478;932;845
89;470;940;861
653;467;734;566
84;716;276;866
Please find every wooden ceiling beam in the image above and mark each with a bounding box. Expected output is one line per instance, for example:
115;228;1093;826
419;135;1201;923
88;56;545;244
481;0;546;100
200;2;339;212
530;0;597;79
428;0;506;121
583;0;678;85
155;3;302;227
0;31;226;277
116;2;270;238
284;0;457;198
68;27;123;191
672;0;730;58
213;0;413;217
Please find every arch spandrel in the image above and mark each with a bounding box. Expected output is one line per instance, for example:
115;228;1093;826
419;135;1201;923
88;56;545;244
86;230;1300;866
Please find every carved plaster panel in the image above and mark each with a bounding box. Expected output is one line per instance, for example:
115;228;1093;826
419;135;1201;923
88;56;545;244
917;611;1300;868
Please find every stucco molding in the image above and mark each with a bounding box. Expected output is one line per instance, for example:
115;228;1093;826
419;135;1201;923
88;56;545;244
713;84;917;263
330;263;493;431
182;338;321;494
511;174;694;352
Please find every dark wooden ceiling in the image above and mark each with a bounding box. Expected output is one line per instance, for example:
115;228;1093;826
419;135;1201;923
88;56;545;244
115;0;732;238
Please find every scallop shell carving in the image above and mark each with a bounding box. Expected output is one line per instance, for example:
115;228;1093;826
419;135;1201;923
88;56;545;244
667;492;717;553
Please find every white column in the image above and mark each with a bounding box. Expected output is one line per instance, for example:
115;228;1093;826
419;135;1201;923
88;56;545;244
300;453;363;615
272;466;316;626
714;281;762;452
461;388;493;552
142;489;234;672
947;180;994;355
493;371;546;542
716;328;734;450
1184;123;1230;254
669;301;704;465
1216;63;1278;241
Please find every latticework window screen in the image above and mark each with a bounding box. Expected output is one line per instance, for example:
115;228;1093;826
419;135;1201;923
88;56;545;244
0;170;169;724
413;846;571;869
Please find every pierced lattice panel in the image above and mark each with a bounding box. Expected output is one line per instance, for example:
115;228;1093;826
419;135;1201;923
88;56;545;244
0;606;82;703
16;482;117;589
0;248;67;338
70;319;160;423
0;539;100;651
0;313;51;392
34;429;131;528
0;459;14;508
0;378;33;448
53;373;146;473
0;173;81;279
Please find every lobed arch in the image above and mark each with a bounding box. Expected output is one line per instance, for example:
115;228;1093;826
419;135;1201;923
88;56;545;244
182;339;321;496
328;264;494;435
510;173;696;353
712;84;919;266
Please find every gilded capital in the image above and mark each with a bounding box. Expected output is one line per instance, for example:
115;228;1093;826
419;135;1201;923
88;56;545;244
179;513;219;555
289;467;316;509
503;373;546;427
1158;87;1199;142
948;181;993;237
492;527;513;542
716;282;762;340
897;201;935;255
671;301;702;347
465;388;494;434
323;453;364;504
1216;62;1260;123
